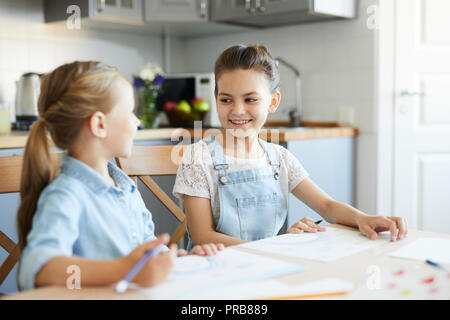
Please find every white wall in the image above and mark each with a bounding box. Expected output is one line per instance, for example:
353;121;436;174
0;0;165;108
179;0;379;214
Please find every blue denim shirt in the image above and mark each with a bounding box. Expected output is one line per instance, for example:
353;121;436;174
19;154;161;290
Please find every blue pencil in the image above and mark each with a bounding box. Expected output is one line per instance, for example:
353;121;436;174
425;259;446;271
115;245;165;293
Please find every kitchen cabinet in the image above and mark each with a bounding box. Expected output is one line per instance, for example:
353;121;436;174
284;137;355;228
211;0;357;28
144;0;209;22
91;0;143;23
211;0;304;20
44;0;144;25
43;0;246;37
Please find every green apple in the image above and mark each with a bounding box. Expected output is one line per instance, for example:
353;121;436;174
193;99;210;113
176;100;191;120
176;100;191;113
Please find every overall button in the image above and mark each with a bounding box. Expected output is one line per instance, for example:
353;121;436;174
119;196;125;202
220;176;228;184
131;232;137;239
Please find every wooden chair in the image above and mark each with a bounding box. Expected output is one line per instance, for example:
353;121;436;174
0;155;23;287
116;144;188;247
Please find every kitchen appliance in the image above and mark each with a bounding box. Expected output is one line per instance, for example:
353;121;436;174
157;72;220;127
211;0;357;28
14;72;41;130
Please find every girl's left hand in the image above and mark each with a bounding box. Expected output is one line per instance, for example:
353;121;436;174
356;215;408;241
286;217;327;234
177;243;225;257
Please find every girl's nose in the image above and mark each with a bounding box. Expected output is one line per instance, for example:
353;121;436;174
134;114;141;127
231;102;246;115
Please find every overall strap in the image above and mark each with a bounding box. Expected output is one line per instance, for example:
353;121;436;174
204;136;229;184
259;138;281;180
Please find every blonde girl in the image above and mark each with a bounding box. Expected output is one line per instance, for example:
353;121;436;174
17;61;222;291
173;45;407;248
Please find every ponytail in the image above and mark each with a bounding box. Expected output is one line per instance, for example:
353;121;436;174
16;119;57;249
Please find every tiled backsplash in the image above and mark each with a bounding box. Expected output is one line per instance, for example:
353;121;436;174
0;0;165;119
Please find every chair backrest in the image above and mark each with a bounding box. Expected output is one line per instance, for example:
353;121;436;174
0;155;24;286
116;145;188;247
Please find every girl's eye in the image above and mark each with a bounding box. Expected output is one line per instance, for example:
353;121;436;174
246;98;258;103
220;99;231;103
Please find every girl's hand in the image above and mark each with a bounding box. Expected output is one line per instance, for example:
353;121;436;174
188;243;225;256
286;217;327;234
121;234;176;287
356;215;408;241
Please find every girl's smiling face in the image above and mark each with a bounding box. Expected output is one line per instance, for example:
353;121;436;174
216;68;281;138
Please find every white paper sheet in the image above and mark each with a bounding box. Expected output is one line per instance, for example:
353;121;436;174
388;238;450;264
139;248;305;299
238;228;391;262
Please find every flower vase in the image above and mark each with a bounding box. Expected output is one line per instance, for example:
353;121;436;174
139;89;160;129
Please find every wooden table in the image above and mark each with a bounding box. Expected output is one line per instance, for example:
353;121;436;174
3;225;449;300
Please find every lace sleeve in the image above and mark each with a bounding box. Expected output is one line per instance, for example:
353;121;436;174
172;144;211;200
280;147;309;192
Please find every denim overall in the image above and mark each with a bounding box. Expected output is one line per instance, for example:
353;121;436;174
186;135;288;251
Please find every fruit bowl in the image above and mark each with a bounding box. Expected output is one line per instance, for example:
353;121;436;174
164;98;210;128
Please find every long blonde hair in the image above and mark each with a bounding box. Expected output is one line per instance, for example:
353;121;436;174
16;61;123;250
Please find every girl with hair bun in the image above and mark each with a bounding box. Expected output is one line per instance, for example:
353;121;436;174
173;44;408;249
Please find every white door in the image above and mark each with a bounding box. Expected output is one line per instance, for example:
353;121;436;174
394;0;450;233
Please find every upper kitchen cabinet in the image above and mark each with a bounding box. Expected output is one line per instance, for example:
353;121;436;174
144;0;209;22
211;0;357;28
44;0;144;25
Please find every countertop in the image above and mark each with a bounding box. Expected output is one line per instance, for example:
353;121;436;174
0;122;358;149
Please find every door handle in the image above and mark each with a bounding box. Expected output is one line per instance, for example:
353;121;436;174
199;0;207;19
255;0;265;12
399;90;426;97
245;0;256;14
97;0;106;13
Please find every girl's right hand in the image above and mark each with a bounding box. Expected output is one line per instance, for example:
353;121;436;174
120;234;177;287
286;217;326;234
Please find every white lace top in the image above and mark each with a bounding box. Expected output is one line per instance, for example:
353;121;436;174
173;140;309;227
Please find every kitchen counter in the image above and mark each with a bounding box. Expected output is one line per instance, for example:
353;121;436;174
0;123;358;149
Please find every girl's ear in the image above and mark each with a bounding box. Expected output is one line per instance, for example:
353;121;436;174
89;111;107;138
268;90;281;113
